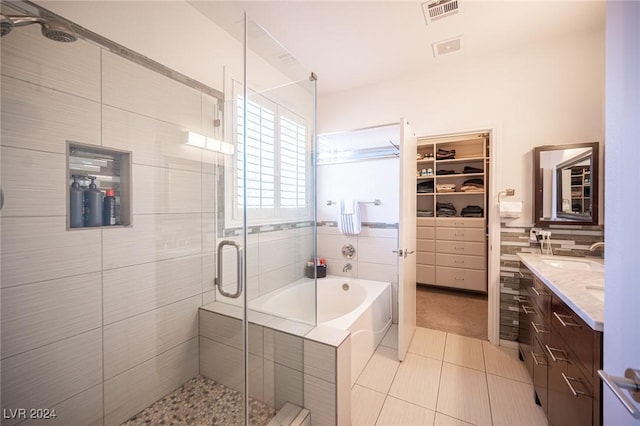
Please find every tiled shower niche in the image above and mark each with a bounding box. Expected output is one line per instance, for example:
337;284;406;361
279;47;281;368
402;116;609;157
67;142;132;228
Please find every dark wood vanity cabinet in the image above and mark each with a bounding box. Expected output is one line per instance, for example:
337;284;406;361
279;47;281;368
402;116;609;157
518;263;603;426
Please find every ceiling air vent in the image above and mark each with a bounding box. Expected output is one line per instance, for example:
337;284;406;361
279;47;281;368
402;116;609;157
422;0;460;24
432;36;463;57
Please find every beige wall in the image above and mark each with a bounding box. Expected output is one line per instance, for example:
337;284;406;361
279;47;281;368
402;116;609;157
318;29;605;225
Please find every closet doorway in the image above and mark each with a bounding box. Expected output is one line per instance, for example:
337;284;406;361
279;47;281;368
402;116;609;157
414;131;492;340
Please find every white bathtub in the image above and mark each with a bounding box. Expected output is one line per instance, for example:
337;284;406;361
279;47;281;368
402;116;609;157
250;276;392;385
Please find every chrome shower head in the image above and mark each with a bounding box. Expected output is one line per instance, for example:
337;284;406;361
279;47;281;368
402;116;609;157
0;14;76;42
40;20;77;42
0;15;15;37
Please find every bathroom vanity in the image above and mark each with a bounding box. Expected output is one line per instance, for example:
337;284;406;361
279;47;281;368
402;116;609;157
517;253;604;426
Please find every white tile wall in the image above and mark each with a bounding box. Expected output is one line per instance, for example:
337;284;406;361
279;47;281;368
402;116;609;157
102;105;203;173
0;24;101;101
0;75;101;154
133;164;202;214
275;364;304;410
1;272;102;358
34;384;103;426
304;374;336;426
104;338;199;426
0;216;102;287
102;51;203;131
103;295;200;379
1;329;103;420
199;336;243;392
303;340;336;383
103;255;202;325
102;213;202;269
0;147;66;217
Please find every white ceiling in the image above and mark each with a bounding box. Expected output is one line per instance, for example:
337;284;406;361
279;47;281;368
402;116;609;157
191;1;605;96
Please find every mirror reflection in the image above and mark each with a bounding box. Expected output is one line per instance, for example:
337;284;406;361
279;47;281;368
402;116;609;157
534;142;599;226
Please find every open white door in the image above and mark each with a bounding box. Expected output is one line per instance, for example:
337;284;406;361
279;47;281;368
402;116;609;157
398;118;417;361
600;3;640;424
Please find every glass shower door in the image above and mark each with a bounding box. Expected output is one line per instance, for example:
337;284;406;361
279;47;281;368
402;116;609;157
209;12;318;425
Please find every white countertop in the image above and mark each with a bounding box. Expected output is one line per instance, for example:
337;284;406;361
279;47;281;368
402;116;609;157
517;253;604;332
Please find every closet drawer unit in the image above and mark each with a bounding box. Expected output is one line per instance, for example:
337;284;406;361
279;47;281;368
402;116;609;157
416;252;434;265
435;218;484;228
436;266;487;292
435;227;485;242
436;253;485;270
416;217;435;227
435;240;486;257
417;226;435;239
417;239;435;252
417;265;435;284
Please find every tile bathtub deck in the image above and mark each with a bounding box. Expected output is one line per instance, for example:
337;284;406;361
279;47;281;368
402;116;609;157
353;325;548;426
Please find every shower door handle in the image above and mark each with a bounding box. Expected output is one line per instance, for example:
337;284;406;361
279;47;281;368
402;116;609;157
215;240;244;299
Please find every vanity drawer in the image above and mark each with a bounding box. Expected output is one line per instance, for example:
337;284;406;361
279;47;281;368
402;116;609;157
550;297;594;377
417;226;435;239
417;239;435;252
435;227;485;242
529;278;551;320
417;252;434;265
546;331;594;426
435;218;484;228
436;253;485;270
417;265;435;284
435;240;486;256
436;267;486;292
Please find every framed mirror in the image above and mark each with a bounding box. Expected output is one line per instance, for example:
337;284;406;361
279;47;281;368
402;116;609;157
533;142;599;226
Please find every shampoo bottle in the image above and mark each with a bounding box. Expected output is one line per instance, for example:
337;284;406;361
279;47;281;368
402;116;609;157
102;189;117;226
84;176;103;227
69;175;84;228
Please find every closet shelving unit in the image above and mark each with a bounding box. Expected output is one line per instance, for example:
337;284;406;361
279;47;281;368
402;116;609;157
570;166;591;214
415;134;489;293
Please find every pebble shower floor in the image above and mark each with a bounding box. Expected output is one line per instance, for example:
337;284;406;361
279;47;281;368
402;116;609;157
122;376;275;426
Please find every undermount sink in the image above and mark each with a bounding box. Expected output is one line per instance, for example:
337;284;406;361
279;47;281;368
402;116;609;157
541;257;605;272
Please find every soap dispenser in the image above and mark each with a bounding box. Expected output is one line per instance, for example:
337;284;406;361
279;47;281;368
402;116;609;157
69;175;84;228
84;176;103;227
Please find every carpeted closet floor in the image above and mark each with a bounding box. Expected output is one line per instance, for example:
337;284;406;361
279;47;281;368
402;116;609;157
416;285;488;340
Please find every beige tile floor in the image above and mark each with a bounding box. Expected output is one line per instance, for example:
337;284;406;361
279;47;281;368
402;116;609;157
352;325;548;426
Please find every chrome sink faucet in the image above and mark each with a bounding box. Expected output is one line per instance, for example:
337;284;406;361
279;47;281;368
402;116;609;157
589;241;605;257
343;263;352;272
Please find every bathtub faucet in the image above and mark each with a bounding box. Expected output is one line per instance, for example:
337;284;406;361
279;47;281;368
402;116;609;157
343;263;352;272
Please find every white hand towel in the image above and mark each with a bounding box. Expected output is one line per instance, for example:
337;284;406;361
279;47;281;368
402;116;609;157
337;199;361;235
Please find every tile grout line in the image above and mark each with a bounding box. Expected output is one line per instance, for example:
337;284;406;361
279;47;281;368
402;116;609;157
433;332;448;422
482;340;495;426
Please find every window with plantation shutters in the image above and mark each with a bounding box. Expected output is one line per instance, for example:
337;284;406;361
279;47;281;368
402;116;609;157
279;114;306;210
236;96;276;212
230;81;310;224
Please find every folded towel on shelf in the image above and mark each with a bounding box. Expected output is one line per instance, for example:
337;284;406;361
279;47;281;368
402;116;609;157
417;210;434;217
460;185;484;192
337;199;361;235
436;183;456;193
436;169;456;175
463;166;484;174
417;181;434;193
463;178;484;186
461;205;484;217
436;148;456;160
436;202;457;217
